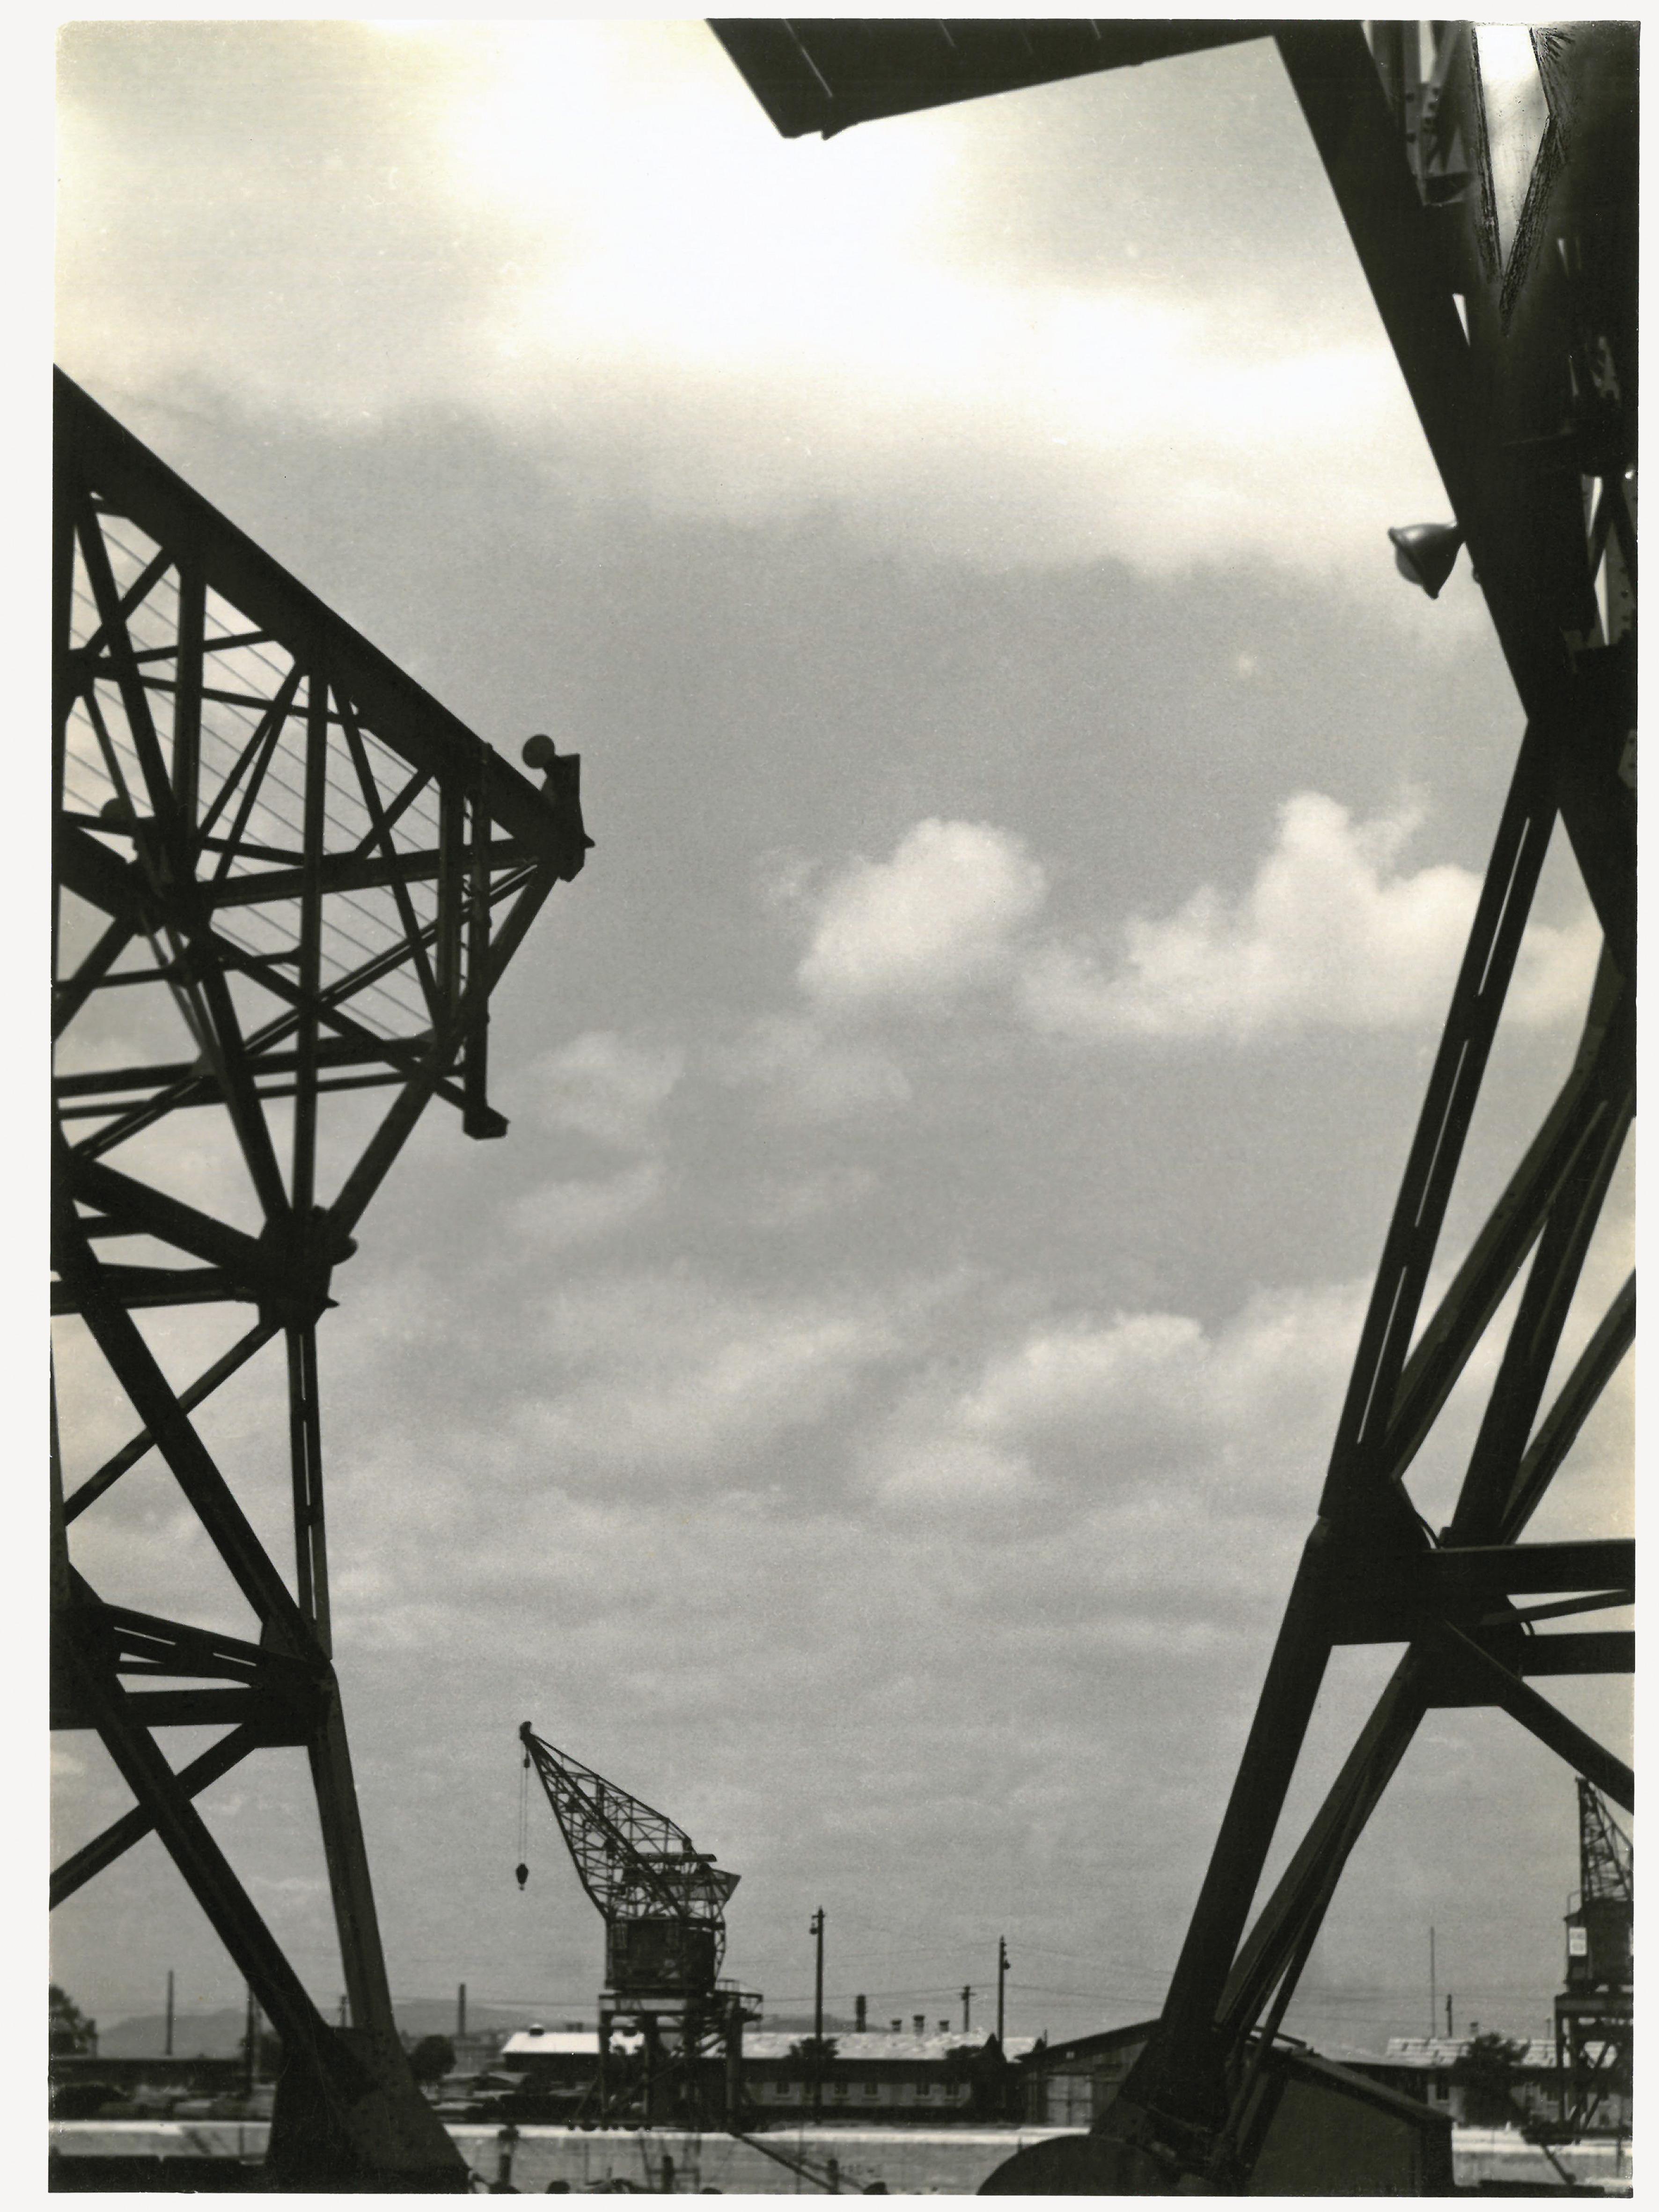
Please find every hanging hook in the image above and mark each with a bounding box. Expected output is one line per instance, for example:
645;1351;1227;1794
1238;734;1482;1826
516;1739;532;1887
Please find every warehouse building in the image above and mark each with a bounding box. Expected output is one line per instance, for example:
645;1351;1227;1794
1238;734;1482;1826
491;2020;1035;2125
741;2026;1036;2121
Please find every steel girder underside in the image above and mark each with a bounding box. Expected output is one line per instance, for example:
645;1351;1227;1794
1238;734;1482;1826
50;372;588;2190
711;20;1635;2192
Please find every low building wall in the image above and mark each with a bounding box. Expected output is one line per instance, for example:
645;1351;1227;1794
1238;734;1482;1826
50;2118;1637;2194
1451;2127;1633;2193
50;2120;1074;2193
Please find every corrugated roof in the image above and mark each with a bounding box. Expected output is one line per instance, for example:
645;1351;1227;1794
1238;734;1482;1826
1381;2036;1559;2070
742;2031;1038;2063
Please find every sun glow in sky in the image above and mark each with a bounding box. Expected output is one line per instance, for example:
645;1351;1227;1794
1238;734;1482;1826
437;21;1443;573
59;18;1449;578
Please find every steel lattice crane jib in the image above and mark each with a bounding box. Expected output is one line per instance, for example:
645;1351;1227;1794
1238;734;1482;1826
517;1721;739;1999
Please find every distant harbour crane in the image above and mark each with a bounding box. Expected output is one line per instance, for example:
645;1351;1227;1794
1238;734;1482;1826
515;1722;756;2126
1547;1780;1632;2141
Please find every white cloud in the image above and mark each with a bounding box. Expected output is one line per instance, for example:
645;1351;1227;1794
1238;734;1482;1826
745;1165;879;1229
517;1030;683;1149
961;1310;1212;1439
510;1275;904;1483
1508;903;1607;1027
799;818;1046;1008
785;798;1599;1055
866;1433;1037;1515
510;1161;664;1249
1019;793;1601;1041
711;1014;911;1122
864;1279;1368;1519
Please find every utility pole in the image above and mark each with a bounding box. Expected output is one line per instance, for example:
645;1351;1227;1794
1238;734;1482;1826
243;1985;258;2099
457;1983;467;2042
1446;1992;1453;2039
811;1908;825;2118
724;1991;744;2131
961;1985;972;2033
996;1940;1009;2045
1428;1928;1436;2039
164;1970;174;2059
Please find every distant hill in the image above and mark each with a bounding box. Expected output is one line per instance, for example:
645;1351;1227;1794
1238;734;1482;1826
101;1999;876;2058
99;2008;250;2059
392;1999;536;2040
99;1999;534;2059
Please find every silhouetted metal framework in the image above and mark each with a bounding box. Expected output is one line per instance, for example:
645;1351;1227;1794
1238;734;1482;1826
520;1723;740;1987
1577;1777;1633;1909
1551;1781;1632;2139
709;19;1269;138
51;370;589;2190
712;20;1634;2192
520;1725;751;2127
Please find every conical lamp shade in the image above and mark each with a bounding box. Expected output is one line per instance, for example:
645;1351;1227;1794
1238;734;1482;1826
1388;523;1464;599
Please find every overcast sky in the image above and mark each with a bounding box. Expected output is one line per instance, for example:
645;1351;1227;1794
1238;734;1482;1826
52;19;1630;2061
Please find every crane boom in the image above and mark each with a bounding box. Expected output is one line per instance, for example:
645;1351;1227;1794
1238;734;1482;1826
1577;1777;1632;1908
519;1722;738;1991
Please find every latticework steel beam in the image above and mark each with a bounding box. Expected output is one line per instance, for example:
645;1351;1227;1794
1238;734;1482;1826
521;1724;740;1952
1101;27;1636;2185
51;372;590;2190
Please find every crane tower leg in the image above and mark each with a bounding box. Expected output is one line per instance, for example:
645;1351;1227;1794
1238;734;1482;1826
52;375;582;2192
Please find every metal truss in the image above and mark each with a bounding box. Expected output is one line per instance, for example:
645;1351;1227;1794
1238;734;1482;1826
51;371;589;2189
1552;2006;1630;2142
709;19;1635;2193
1576;1773;1634;1910
520;1725;753;2129
1546;1780;1632;2140
520;1724;740;1961
1100;26;1636;2185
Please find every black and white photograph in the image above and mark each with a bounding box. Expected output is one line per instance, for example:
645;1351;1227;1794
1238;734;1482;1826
50;18;1634;2194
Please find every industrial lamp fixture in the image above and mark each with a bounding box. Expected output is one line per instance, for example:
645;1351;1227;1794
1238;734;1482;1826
1387;522;1464;598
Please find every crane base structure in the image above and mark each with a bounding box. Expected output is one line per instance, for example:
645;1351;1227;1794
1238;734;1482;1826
712;21;1635;2195
51;374;589;2191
